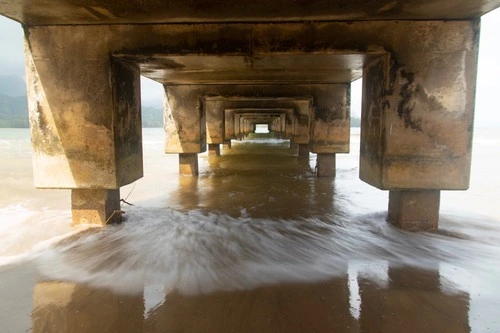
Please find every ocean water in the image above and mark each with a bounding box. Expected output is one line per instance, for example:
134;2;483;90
0;128;499;333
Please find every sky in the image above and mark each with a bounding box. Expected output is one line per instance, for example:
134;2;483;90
1;9;499;127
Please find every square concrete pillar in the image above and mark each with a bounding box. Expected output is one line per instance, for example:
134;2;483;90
25;26;143;189
164;85;207;154
316;153;336;177
71;189;121;225
298;144;310;157
179;153;199;176
310;84;350;154
358;21;479;230
223;140;232;149
388;190;440;231
203;98;225;144
208;144;221;156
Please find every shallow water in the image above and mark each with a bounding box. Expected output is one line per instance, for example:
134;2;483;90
0;128;499;332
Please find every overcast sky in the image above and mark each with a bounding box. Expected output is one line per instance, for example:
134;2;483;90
1;9;499;127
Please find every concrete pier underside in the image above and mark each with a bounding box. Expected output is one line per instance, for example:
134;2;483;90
1;0;496;230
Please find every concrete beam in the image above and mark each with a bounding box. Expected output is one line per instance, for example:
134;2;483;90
1;1;498;25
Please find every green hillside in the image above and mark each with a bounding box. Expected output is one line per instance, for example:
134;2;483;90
0;93;28;128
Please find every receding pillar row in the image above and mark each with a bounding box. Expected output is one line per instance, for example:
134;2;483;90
208;144;221;156
388;190;440;231
71;189;121;225
316;154;336;177
179;153;199;176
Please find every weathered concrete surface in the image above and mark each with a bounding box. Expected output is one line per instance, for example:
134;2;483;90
71;189;121;225
388;190;440;231
1;1;497;25
316;154;336;177
208;144;220;156
25;27;143;189
164;86;207;154
179;153;199;176
359;21;479;191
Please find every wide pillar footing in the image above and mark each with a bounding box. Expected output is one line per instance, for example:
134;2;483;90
71;189;121;225
388;190;440;231
208;144;221;156
179;153;199;176
316;153;336;177
298;144;310;157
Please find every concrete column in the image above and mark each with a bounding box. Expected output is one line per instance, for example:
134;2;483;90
179;153;199;176
25;26;143;226
223;140;232;149
310;84;350;154
388;190;440;231
203;98;225;145
71;189;121;225
164;85;207;154
316;153;336;177
359;21;479;231
298;144;309;157
208;143;221;156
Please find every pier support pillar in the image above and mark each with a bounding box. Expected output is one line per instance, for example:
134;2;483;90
359;21;479;231
316;154;336;177
179;153;199;176
164;86;207;155
388;190;440;231
71;189;121;225
223;140;232;149
208;144;220;156
298;144;309;157
24;25;143;227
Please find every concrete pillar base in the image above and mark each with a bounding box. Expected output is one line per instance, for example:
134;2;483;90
388;190;440;231
208;144;221;156
179;153;199;176
223;140;232;149
71;189;121;225
298;144;310;157
316;153;336;177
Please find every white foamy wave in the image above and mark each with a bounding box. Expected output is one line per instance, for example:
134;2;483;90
34;207;500;296
0;204;92;266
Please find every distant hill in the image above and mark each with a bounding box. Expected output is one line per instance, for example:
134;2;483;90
0;93;28;127
0;75;26;97
142;106;163;128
